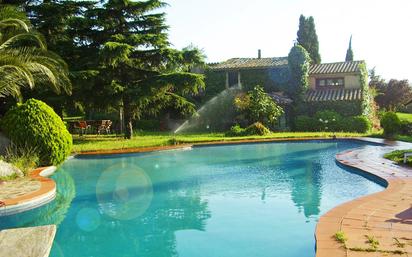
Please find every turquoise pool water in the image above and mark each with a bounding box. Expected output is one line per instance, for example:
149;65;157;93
0;140;384;257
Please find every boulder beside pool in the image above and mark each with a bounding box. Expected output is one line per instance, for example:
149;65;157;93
0;225;56;257
0;160;23;178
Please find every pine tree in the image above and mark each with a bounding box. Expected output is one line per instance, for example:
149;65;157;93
345;35;354;62
296;15;321;64
21;1;96;116
89;0;204;139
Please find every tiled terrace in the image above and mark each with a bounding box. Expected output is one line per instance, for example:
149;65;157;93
316;139;412;257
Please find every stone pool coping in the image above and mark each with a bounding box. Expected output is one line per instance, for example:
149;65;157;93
0;225;56;257
0;167;56;216
315;138;412;257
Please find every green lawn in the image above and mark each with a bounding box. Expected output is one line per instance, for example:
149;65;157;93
396;112;412;122
384;149;412;166
72;131;366;153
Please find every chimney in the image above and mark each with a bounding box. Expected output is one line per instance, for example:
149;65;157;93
258;49;261;59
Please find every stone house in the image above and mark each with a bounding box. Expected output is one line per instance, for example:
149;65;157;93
205;53;369;126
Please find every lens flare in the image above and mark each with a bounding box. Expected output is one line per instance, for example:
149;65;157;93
96;163;153;220
75;208;101;232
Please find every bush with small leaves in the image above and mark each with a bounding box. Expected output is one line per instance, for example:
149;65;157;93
380;112;401;137
1;99;72;166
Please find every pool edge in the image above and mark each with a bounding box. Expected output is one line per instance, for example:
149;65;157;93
315;140;412;257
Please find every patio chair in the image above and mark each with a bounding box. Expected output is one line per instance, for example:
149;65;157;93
74;121;91;136
97;120;112;135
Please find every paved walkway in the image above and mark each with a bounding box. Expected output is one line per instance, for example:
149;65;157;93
0;167;56;216
316;140;412;257
0;178;40;200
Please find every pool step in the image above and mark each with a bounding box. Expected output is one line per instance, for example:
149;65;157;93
0;225;56;257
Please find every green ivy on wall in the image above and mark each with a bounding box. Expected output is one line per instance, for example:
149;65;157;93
203;69;226;102
303;100;363;117
240;67;289;92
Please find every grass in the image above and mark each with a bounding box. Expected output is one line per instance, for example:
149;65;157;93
396;112;412;122
2;143;39;176
366;235;380;250
384;149;412;166
72;131;366;153
334;231;348;244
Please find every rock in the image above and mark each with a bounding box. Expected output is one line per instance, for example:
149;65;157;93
0;160;23;178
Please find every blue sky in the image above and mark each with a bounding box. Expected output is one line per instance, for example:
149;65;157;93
164;0;412;81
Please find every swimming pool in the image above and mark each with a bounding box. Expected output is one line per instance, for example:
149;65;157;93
0;140;384;257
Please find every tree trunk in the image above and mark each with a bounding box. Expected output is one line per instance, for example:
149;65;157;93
123;100;133;139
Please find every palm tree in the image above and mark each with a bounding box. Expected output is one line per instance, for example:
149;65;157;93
0;5;71;98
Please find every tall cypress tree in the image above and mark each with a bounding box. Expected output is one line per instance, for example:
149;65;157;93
296;15;321;64
345;35;354;62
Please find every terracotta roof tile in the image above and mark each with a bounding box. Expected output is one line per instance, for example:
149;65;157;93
209;57;288;70
309;61;364;75
210;58;364;75
305;88;363;102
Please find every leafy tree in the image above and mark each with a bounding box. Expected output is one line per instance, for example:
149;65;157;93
297;15;321;64
88;0;204;139
374;79;412;111
345;35;353;62
234;85;283;127
0;5;71;98
287;44;311;101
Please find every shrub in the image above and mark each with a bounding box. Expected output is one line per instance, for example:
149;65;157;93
400;120;412;135
295;115;319;132
244;122;271;136
1;99;72;166
234;86;284;127
344;116;371;133
225;124;246;137
315;110;342;131
380;112;401;137
3;143;39;175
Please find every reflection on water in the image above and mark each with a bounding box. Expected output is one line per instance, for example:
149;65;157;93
0;168;76;228
0;140;383;257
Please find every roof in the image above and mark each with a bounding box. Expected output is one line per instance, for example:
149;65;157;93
209;57;288;70
268;92;293;105
210;58;364;75
305;88;363;102
309;61;364;75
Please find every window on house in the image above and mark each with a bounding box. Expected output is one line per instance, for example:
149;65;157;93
228;71;238;87
316;78;344;89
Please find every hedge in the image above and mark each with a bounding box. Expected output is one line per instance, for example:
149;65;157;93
1;99;72;166
225;122;271;136
294;111;371;133
380;112;401;137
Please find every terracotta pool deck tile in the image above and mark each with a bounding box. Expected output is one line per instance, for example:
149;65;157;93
0;167;56;215
316;140;412;257
316;248;347;257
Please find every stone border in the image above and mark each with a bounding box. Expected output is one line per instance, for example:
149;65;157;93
0;167;56;216
0;225;56;257
76;137;356;156
315;139;412;256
